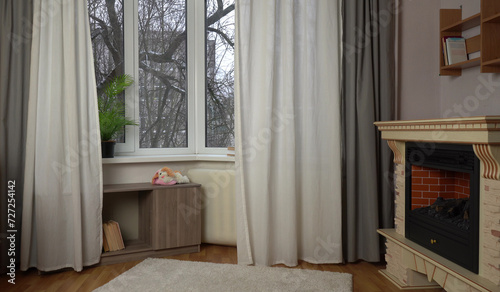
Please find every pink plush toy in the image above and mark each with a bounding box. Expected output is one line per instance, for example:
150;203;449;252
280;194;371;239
151;167;190;185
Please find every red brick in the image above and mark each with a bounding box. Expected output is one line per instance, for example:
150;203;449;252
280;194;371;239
458;194;469;199
440;192;455;199
430;171;446;178
412;178;422;184
412;191;423;198
430;185;445;192
447;185;457;192
439;178;455;185
413;185;429;191
423;178;439;185
413;198;430;206
422;192;438;199
412;165;424;171
413;170;429;178
463;173;470;180
454;186;464;193
458;179;470;187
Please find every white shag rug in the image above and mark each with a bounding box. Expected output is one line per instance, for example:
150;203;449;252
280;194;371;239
94;258;352;292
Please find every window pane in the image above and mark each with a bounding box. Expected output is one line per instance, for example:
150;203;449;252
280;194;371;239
206;0;235;148
138;0;187;148
88;0;126;143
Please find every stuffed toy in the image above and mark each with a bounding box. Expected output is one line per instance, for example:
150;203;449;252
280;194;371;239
151;167;190;185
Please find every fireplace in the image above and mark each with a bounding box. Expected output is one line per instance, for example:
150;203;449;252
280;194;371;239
405;142;480;273
374;116;500;291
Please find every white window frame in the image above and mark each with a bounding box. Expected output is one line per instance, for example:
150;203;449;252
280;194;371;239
113;0;232;156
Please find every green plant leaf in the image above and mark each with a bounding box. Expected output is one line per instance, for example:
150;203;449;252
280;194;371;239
98;74;138;141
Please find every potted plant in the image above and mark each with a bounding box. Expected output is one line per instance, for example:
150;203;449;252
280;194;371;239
98;74;138;158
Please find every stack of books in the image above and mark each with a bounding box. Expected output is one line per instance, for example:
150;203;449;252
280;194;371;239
442;36;468;66
102;220;125;252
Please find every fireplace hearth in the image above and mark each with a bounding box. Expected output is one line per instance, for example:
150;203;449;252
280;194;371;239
405;142;480;273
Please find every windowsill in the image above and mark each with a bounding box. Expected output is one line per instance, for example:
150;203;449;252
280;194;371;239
102;154;235;164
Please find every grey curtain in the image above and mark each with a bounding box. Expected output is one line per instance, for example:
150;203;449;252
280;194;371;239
342;0;396;262
0;0;33;274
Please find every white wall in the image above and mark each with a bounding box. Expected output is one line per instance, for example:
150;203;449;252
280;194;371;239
397;0;441;119
398;0;500;120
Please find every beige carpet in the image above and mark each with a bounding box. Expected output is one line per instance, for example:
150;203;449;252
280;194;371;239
94;258;352;292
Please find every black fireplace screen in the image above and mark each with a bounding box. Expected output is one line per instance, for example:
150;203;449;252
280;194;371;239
405;142;479;273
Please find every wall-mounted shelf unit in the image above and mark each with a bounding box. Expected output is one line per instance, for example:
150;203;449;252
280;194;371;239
440;1;500;76
481;0;500;73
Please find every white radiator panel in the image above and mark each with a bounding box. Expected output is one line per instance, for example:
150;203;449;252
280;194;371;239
186;169;236;246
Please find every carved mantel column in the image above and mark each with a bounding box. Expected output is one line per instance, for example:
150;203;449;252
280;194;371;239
387;140;405;165
473;144;500;180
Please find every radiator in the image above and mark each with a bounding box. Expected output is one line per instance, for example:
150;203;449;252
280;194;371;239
186;169;236;246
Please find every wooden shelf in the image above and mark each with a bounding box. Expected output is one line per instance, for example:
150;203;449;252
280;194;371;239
480;0;500;73
440;2;500;75
100;183;202;266
482;12;500;23
482;57;500;66
441;57;481;70
101;239;151;257
441;13;481;32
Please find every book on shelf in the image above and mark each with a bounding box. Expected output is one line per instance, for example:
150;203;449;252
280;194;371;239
102;220;125;252
444;37;468;65
110;220;125;250
102;229;110;252
442;36;451;66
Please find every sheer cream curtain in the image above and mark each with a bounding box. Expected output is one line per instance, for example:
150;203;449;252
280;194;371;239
21;0;103;272
235;0;343;266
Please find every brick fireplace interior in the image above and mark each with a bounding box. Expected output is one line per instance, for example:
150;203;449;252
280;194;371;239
411;165;471;210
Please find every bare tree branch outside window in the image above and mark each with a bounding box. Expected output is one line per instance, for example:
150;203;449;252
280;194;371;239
206;0;235;148
88;0;234;149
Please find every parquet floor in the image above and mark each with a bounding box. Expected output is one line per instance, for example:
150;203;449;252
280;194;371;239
0;244;444;292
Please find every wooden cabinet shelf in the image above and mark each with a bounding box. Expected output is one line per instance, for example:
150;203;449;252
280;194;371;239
440;57;480;70
441;13;480;32
482;12;500;23
99;183;202;266
440;1;500;76
482;57;500;67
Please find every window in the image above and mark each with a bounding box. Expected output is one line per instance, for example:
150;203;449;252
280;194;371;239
88;0;234;155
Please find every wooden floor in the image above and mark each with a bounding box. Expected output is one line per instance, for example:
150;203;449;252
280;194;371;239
0;244;444;292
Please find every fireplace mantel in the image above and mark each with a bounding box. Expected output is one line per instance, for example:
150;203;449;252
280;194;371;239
374;116;500;292
375;116;500;180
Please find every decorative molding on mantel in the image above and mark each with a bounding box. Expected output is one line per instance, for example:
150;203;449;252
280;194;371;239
473;144;500;180
376;116;500;180
387;140;405;164
375;116;500;144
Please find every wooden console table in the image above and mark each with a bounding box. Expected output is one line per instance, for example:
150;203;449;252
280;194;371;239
99;183;201;265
